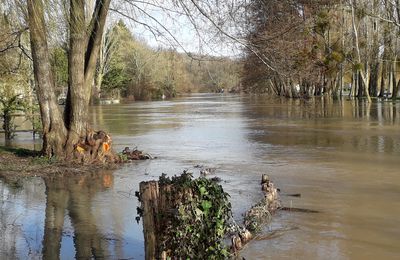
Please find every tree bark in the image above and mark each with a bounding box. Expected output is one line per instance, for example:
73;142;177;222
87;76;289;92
65;0;87;155
392;58;399;100
27;0;111;161
139;181;160;260
27;0;67;157
65;0;111;155
351;1;372;102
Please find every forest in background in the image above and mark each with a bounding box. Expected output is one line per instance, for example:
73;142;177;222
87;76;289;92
241;0;400;100
1;15;240;104
2;0;399;105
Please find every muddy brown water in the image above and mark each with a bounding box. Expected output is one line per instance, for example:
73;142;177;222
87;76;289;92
1;94;400;259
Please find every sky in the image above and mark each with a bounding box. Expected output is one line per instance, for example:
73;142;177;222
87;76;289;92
109;0;243;58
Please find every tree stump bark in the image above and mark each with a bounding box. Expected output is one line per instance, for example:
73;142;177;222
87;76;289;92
139;181;160;260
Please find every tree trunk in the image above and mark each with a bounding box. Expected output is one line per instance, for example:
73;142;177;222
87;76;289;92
65;0;87;156
392;58;399;100
357;72;363;97
27;0;111;161
369;62;379;97
351;1;371;102
394;79;400;99
27;0;67;157
65;0;111;154
379;59;387;97
139;181;161;260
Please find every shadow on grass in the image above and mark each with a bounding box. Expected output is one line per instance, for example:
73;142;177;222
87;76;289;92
0;146;40;157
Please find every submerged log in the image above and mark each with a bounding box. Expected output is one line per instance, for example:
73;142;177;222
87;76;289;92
231;175;319;254
231;174;280;254
279;207;319;213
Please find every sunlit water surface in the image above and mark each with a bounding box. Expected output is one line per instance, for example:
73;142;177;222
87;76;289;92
1;94;400;259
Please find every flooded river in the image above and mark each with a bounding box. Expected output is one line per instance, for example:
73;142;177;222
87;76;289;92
1;94;400;259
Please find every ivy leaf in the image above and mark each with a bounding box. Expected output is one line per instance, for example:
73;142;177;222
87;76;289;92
195;207;203;215
199;186;208;196
201;200;212;215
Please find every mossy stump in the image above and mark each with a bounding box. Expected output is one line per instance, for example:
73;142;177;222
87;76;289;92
138;173;232;259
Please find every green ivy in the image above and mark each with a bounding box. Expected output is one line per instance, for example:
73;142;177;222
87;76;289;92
157;172;232;259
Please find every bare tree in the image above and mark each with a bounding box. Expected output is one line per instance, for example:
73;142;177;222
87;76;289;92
26;0;111;158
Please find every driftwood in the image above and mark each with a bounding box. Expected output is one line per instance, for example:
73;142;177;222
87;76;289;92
122;147;152;160
279;207;319;213
231;174;280;253
231;175;319;254
281;193;301;197
72;130;152;163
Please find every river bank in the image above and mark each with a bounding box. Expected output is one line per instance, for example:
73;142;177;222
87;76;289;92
0;146;119;183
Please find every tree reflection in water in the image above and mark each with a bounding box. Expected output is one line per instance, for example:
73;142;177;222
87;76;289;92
42;171;113;260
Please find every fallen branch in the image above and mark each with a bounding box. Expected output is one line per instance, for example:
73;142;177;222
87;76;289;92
279;207;319;213
230;174;280;254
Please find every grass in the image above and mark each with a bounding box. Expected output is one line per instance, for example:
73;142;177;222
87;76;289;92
0;145;119;182
0;146;39;157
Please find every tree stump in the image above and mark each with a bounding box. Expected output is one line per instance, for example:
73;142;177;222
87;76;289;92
139;181;160;260
138;173;232;259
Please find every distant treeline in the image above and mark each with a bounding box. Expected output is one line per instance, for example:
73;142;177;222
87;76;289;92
241;0;400;100
54;21;240;102
0;15;239;103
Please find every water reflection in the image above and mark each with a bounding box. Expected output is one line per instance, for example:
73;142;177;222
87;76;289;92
42;172;113;259
244;97;400;159
0;170;143;260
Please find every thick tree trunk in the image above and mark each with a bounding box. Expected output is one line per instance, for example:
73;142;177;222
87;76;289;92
392;58;399;100
28;0;111;161
369;62;379;97
84;0;111;89
65;0;111;155
65;0;88;155
27;0;67;157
